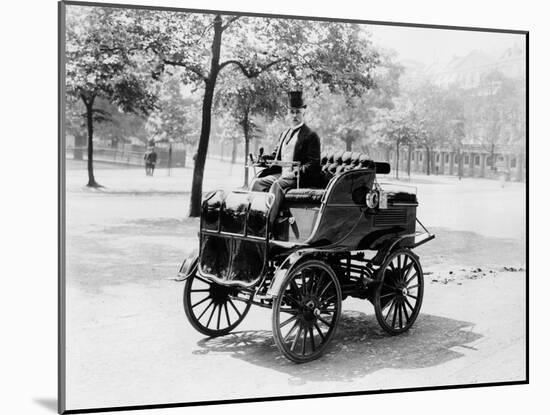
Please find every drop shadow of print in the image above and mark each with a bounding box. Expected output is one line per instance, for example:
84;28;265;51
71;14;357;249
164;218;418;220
196;312;482;382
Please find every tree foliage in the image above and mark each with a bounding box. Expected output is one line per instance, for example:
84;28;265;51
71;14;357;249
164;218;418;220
65;6;157;186
145;74;201;145
126;10;381;215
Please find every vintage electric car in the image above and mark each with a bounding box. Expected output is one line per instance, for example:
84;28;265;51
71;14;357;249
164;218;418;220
177;150;434;363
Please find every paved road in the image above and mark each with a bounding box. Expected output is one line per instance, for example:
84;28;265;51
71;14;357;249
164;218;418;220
63;164;526;411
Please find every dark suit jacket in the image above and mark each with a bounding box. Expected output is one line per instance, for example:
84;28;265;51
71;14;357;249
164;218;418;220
268;124;321;187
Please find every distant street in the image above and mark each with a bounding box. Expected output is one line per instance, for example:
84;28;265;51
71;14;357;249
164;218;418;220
64;159;526;410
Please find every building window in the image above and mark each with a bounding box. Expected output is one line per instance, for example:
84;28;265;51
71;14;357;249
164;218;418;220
412;153;415;161
464;155;470;164
419;153;423;162
511;158;517;168
445;154;450;163
454;154;459;164
474;155;480;166
436;153;440;163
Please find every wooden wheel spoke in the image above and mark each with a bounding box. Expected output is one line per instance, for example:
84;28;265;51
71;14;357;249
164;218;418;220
291;324;303;351
305;269;315;295
283;320;300;342
314;272;326;296
402;301;410;322
196;300;214;321
227;298;242;318
398;302;403;328
195;276;213;285
404;297;416;313
190;289;210;293
301;327;307;355
224;303;231;326
309;327;316;352
319;308;336;314
405;272;418;286
280;314;298;328
402;261;414;282
313;322;325;341
317;315;332;327
290;280;302;297
191;295;211;309
391;302;398;328
279;307;299;315
384;299;396;321
319;280;333;297
406;293;418;300
382;282;398;290
284;293;301;307
380;292;394;300
407;284;419;290
206;304;217;328
321;294;337;306
301;272;307;295
216;304;222;330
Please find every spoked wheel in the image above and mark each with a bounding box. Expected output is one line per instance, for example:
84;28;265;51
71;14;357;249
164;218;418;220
272;260;342;363
374;249;424;335
183;272;252;337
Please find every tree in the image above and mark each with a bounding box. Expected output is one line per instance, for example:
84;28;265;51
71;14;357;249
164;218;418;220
373;101;425;179
215;70;285;186
65;6;157;187
145;74;201;146
467;70;524;171
133;10;380;215
307;50;402;153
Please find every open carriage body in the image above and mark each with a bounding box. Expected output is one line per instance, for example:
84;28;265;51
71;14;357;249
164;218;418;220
179;151;434;362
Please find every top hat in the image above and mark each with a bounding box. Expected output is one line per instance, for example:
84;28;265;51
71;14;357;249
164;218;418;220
287;90;307;109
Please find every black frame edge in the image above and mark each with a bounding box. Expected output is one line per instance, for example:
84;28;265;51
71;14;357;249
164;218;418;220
58;1;67;414
525;31;529;385
61;0;528;34
61;380;529;414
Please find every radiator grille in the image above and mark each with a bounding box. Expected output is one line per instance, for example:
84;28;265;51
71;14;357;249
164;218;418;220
374;209;407;226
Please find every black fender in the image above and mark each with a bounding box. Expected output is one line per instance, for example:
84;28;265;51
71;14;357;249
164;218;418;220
265;247;346;297
175;251;199;282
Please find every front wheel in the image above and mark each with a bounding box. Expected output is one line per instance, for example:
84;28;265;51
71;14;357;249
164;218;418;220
272;259;342;363
183;272;252;337
374;249;424;334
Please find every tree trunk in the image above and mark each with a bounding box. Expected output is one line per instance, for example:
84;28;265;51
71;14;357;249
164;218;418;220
189;15;223;217
407;143;412;177
243;115;250;188
395;140;400;179
83;96;99;187
231;136;237;164
425;146;431;176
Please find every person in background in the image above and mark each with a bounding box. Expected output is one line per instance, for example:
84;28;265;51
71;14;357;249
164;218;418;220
148;148;158;176
250;90;321;225
144;150;151;176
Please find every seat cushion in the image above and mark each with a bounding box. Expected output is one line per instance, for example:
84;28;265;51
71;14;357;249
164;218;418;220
284;188;325;204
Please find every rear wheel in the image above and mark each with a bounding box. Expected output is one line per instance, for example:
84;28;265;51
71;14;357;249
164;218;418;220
272;260;342;363
183;272;252;337
374;249;424;334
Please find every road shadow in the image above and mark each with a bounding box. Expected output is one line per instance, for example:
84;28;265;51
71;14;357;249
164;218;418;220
196;311;482;383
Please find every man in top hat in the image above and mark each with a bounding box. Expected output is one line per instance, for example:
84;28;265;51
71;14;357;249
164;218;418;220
250;90;321;225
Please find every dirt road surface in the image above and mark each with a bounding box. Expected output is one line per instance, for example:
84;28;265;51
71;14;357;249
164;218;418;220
63;160;526;410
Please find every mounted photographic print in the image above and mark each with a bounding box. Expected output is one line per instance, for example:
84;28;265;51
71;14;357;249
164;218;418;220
58;0;528;413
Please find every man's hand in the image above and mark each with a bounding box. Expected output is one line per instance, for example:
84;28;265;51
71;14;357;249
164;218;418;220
281;171;297;180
